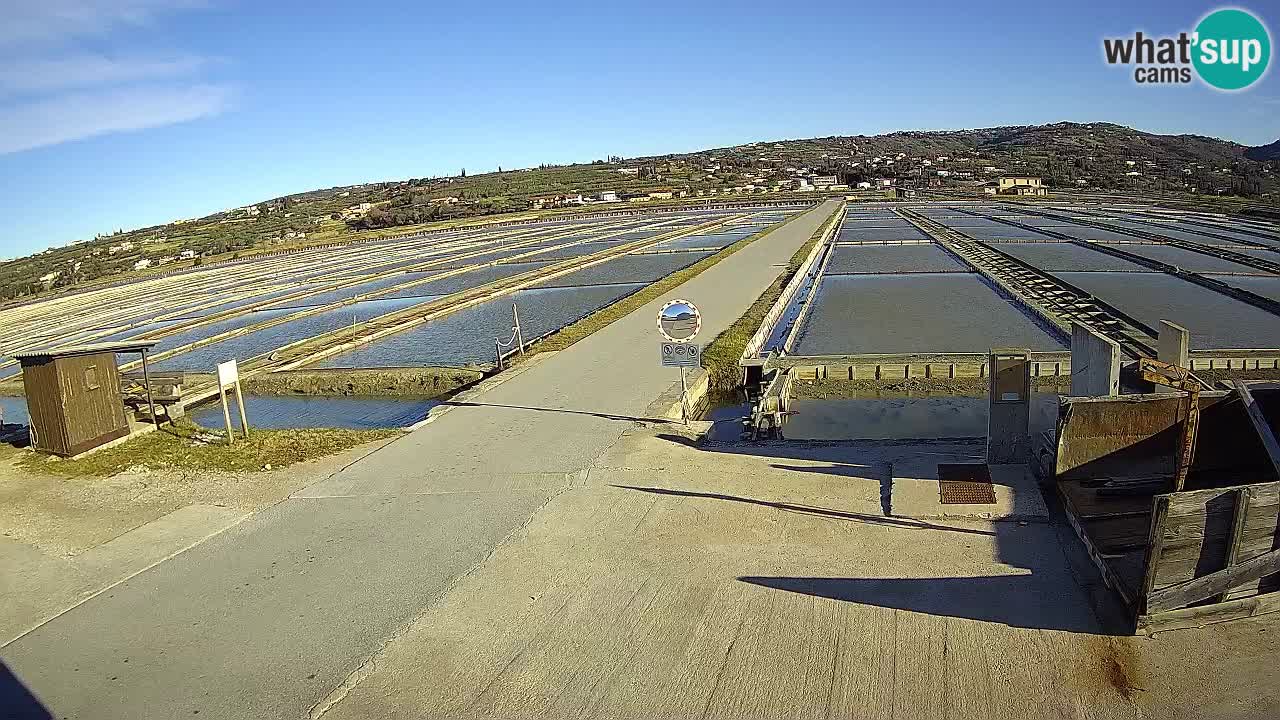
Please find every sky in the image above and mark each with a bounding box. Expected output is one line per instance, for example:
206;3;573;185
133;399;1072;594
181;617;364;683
0;0;1277;257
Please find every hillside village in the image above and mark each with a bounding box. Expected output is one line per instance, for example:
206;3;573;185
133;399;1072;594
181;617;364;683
3;121;1277;305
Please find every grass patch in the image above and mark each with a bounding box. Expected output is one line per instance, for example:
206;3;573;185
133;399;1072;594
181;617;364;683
528;208;818;356
18;420;398;478
700;207;840;401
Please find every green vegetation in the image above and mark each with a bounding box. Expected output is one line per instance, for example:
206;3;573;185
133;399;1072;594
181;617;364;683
240;367;483;397
3;121;1277;307
700;208;840;400
18;420;398;477
528;209;814;356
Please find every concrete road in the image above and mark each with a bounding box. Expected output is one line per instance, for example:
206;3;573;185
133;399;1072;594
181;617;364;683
0;200;840;720
316;427;1280;720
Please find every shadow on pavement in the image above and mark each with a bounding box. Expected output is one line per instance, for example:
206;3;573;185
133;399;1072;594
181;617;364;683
443;400;673;424
737;575;1112;633
611;484;993;536
1;662;52;720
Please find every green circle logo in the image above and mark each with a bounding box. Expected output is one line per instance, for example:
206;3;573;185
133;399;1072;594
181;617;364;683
1193;8;1271;90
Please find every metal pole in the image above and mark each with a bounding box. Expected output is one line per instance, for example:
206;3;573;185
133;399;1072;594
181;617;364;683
495;340;504;371
140;349;160;429
513;303;525;355
679;366;688;425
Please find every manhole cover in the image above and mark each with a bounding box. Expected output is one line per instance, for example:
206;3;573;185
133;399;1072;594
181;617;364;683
938;463;996;505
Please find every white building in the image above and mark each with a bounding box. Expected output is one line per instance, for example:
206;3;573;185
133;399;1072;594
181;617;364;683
134;258;153;270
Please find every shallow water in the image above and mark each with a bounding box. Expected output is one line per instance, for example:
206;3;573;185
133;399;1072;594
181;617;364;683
314;283;645;369
826;244;965;274
792;273;1066;355
994;242;1147;272
191;394;437;430
1055;271;1280;348
0;396;29;426
154;297;424;372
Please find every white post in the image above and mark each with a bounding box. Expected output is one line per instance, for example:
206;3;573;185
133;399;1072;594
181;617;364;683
513;303;525;355
679;367;688;425
220;388;234;446
234;380;250;438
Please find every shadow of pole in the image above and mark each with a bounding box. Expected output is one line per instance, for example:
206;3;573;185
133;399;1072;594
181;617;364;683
442;400;674;425
611;484;994;536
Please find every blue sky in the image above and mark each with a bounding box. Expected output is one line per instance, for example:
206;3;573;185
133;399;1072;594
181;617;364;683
1;0;1277;256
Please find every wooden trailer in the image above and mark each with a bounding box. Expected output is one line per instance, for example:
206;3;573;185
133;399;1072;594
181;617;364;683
1049;384;1280;633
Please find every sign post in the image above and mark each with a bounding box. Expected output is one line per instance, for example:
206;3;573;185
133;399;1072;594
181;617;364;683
657;299;703;425
216;360;250;445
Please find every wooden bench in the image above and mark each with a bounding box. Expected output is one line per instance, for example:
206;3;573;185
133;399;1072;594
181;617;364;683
121;371;186;421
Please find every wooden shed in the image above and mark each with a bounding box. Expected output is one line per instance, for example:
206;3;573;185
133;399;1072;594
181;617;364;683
14;341;158;457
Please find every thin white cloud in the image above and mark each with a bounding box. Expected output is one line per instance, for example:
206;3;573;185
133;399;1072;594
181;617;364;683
1;0;206;48
0;83;234;154
0;53;212;95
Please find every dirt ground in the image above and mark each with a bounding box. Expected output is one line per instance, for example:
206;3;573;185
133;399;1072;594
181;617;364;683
0;437;394;557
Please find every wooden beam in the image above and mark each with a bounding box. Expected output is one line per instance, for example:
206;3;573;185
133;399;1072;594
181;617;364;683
1230;379;1280;481
1146;546;1280;614
1215;487;1251;604
1139;496;1169;614
1138;591;1280;634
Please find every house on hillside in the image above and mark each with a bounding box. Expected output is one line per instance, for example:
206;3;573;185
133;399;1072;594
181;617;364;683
993;176;1047;196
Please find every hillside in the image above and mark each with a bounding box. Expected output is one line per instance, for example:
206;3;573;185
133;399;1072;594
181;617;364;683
1246;139;1280;162
2;121;1278;304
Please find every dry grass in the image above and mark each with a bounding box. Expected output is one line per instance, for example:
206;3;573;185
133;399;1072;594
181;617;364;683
18;420;398;478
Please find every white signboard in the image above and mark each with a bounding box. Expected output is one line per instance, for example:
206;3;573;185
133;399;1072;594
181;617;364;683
657;299;701;342
216;359;239;389
660;342;701;368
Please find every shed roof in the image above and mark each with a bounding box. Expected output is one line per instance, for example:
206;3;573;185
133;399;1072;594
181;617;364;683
13;341;158;362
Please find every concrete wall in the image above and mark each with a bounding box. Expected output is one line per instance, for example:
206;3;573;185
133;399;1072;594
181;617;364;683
1070;324;1120;397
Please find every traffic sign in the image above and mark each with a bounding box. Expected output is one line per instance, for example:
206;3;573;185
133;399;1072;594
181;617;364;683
661;341;701;368
658;299;701;342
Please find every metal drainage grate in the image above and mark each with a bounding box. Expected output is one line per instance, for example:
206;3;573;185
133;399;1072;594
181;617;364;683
938;463;997;505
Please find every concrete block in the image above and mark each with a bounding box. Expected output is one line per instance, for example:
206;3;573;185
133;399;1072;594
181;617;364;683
1070;323;1120;397
1158;320;1190;368
988;349;1031;464
1155;320;1191;394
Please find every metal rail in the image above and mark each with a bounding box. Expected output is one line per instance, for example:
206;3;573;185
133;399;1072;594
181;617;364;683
898;208;1158;358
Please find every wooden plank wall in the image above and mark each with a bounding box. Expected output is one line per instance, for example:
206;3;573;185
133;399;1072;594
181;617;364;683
21;358;70;456
56;353;128;455
1150;482;1280;601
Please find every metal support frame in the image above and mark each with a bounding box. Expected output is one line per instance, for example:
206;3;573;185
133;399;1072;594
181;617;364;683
139;349;159;429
